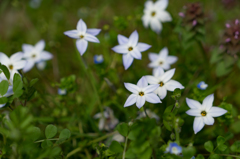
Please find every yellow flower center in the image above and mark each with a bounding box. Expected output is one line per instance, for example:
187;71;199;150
128;47;133;51
9;64;13;70
32;54;36;58
151;11;156;17
159;81;164;87
139;92;144;96
159;61;163;65
201;111;207;116
80;35;84;39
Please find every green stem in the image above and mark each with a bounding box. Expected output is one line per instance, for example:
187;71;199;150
144;106;149;118
34;138;59;143
122;136;128;159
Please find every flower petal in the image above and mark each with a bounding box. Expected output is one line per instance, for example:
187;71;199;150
76;39;88;56
14;60;26;70
128;30;139;47
36;61;46;70
137;76;148;88
153;67;165;77
0;52;10;64
22;44;34;53
166;56;178;64
161;68;175;83
145;75;158;84
208;107;227;117
186;109;201;117
77;19;87;33
23;60;35;72
157;87;167;99
40;51;53;60
143;84;159;94
86;29;101;36
145;0;154;9
84;33;100;43
35;40;45;52
142;15;150;28
155;0;169;10
193;117;205;134
150;18;162;34
118;35;129;45
136;96;145;109
202;94;214;111
148;53;158;62
130;49;142;59
4;85;13;97
123;54;134;70
64;30;80;39
137;42;151;52
124;94;137;107
186;98;202;109
124;83;140;94
145;93;161;104
10;52;23;63
112;44;128;54
159;47;168;59
157;11;172;22
203;115;214;125
165;80;184;91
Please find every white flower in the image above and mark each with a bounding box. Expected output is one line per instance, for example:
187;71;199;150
22;40;53;72
112;133;125;143
197;81;208;90
0;52;26;79
64;19;101;55
0;74;14;108
124;76;161;109
148;47;177;71
112;30;151;70
94;54;104;64
58;88;67;95
36;61;47;70
142;0;172;33
165;142;182;155
186;94;228;134
145;67;184;99
137;109;159;121
93;107;119;131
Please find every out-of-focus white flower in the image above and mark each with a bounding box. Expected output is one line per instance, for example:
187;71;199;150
36;61;47;70
186;94;228;134
0;52;26;79
93;107;119;131
22;40;53;72
64;19;101;56
58;88;67;95
148;47;177;71
0;74;14;108
142;0;172;33
197;81;208;90
124;76;161;109
112;133;125;143
165;142;182;155
145;67;184;99
112;30;151;70
137;109;159;121
94;54;104;64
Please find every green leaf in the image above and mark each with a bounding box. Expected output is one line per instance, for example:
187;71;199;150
196;154;205;159
0;97;8;104
230;141;240;152
209;154;221;159
45;124;57;139
0;64;10;80
217;136;225;146
116;123;128;137
218;144;227;151
109;141;123;153
30;78;38;87
29;127;41;141
182;146;196;158
171;88;182;100
0;80;9;96
204;141;214;153
59;129;71;140
41;140;53;148
13;73;23;97
216;61;232;77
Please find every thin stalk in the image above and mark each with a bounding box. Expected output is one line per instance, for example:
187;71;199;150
122;136;128;159
34;138;59;143
144;106;149;118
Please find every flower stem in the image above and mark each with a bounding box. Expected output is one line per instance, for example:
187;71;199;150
143;106;149;118
122;136;128;159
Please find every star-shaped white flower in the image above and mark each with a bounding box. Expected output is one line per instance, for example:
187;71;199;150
142;0;172;33
112;30;151;70
64;19;101;55
186;94;228;134
124;76;161;109
0;74;14;108
0;52;26;79
22;40;53;73
145;67;184;99
148;47;177;71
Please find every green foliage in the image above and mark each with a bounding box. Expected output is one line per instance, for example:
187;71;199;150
204;141;214;153
45;124;57;139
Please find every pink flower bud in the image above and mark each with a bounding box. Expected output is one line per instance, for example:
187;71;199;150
178;12;185;17
225;38;231;42
235;35;238;39
235;31;239;35
225;23;230;28
235;19;239;25
192;20;197;26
